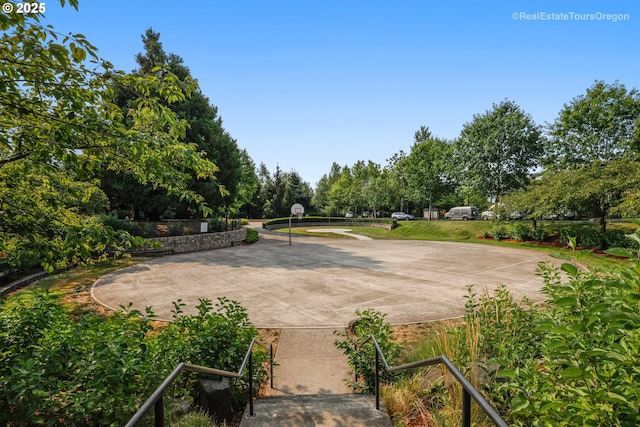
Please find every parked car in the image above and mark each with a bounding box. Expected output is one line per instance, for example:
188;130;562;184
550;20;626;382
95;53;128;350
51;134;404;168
544;211;577;221
391;212;414;220
444;206;478;220
509;211;526;220
481;210;494;220
345;211;355;218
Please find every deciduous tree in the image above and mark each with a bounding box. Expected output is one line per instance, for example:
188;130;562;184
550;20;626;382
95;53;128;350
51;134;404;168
403;126;452;219
455;100;543;203
0;2;218;270
514;81;640;231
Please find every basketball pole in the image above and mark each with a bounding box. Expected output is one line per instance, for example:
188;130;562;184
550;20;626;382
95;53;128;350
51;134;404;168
288;203;304;246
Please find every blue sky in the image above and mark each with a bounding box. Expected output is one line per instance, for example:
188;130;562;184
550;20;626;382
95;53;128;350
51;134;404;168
42;0;639;186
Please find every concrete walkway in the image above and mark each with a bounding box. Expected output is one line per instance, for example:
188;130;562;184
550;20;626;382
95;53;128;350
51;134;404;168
267;328;352;396
306;228;373;240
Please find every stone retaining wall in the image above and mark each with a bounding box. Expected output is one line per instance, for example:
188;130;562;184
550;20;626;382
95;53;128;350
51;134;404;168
264;221;393;231
148;228;247;254
0;271;48;296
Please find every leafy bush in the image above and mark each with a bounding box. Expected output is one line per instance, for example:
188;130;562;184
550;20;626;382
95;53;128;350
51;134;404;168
0;293;263;426
604;228;640;250
148;297;266;404
492;262;640;426
557;224;640;250
490;225;510;241
141;221;157;237
168;221;184;236
263;216;392;228
509;222;532;242
334;309;400;393
1;293;156;425
100;215;141;235
531;224;547;242
207;218;227;232
244;228;259;244
463;285;542;413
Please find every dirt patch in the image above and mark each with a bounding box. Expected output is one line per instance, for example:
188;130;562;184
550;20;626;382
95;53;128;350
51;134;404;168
392;322;436;344
257;328;280;350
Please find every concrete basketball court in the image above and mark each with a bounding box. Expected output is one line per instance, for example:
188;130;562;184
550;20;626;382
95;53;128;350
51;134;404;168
92;229;560;328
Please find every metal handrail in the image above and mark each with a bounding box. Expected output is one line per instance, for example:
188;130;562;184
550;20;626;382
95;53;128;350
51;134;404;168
126;337;266;427
366;335;508;427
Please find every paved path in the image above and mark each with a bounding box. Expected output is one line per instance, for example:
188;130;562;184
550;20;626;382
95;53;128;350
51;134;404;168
267;328;352;396
306;228;373;240
92;228;560;328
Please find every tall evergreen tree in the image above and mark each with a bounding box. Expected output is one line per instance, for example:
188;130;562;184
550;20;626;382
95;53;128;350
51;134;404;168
100;29;245;220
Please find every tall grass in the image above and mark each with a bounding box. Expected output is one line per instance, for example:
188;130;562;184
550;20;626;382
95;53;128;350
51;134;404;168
383;285;536;426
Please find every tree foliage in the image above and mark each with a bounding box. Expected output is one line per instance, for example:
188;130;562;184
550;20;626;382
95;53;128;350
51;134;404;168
402;126;453;217
505;81;640;231
545;80;640;168
0;7;228;270
250;164;313;218
455;100;543;202
99;28;248;221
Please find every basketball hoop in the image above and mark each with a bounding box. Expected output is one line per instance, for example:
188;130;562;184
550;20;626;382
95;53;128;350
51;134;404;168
291;203;304;219
289;203;305;245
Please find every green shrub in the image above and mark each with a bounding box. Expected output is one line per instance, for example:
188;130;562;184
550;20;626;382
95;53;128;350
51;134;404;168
434;260;640;426
147;297;267;405
168;221;184;236
0;293;263;426
0;293;156;425
334;309;400;394
463;285;541;413
493;261;640;426
557;224;640;250
141;221;157;237
531;225;547;242
490;225;510;241
208;218;227;232
509;222;532;242
244;228;259;244
263;216;392;228
100;214;141;235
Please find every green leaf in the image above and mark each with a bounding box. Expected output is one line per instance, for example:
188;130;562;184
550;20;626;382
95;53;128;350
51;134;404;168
48;43;69;66
561;263;578;275
561;367;584;379
511;394;530;412
554;296;578;307
576;249;592;259
605;247;635;258
604;392;629;405
497;368;518;379
539;401;565;413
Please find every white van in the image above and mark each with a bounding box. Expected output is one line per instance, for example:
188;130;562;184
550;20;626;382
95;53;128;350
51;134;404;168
444;206;478;220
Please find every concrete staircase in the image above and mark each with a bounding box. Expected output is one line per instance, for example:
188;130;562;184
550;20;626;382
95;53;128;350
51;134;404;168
239;394;392;427
239;328;393;427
